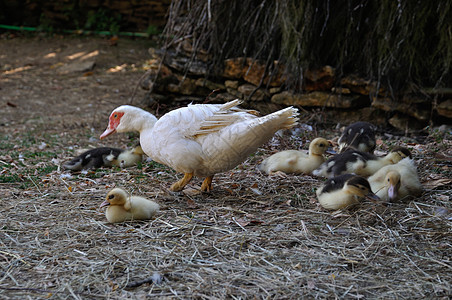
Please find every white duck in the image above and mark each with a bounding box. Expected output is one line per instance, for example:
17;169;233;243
100;188;160;223
259;137;329;175
368;157;422;201
100;100;299;192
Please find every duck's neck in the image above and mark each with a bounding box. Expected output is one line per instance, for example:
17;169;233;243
127;109;158;134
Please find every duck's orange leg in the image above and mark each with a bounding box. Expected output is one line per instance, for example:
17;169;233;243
201;175;214;192
170;173;193;192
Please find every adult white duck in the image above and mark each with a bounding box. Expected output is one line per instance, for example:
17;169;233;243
100;99;299;192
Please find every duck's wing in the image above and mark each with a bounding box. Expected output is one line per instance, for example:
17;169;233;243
197;106;299;174
190;99;259;137
147;100;256;173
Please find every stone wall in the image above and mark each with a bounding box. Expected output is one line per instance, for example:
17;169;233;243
141;46;451;130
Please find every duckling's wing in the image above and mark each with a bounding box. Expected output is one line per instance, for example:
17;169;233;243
259;150;302;173
63;157;84;171
63;147;118;170
319;174;355;194
314;150;368;177
397;158;423;196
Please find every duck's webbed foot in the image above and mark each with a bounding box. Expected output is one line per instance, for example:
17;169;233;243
170;173;193;192
201;175;214;192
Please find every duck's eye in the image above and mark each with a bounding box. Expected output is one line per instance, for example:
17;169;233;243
113;113;118;118
108;194;115;199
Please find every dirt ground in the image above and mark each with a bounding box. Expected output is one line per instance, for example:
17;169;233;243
1;34;451;299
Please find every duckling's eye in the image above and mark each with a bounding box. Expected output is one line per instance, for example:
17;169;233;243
108;194;115;199
319;143;325;147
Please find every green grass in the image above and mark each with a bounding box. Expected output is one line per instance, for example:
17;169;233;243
0;173;23;184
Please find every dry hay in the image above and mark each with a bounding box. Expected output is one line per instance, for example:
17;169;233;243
1;122;451;300
0;35;450;300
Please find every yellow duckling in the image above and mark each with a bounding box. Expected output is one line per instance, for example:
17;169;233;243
259;137;329;175
316;174;380;210
99;188;160;223
368;157;422;201
63;145;144;171
338;121;377;153
313;146;411;178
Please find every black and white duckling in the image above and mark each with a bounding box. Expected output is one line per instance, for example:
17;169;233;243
338;121;377;153
259;137;329;175
313;146;411;178
99;188;160;223
63;145;144;171
368;157;422;202
316;174;380;210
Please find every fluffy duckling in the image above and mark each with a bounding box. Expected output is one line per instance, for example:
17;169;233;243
99;188;160;223
313;146;411;178
338;121;377;153
368;157;422;201
63;145;144;171
259;137;329;175
316;174;380;210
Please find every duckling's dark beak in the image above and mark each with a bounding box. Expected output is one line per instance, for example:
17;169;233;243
326;148;336;155
99;200;111;208
365;192;380;202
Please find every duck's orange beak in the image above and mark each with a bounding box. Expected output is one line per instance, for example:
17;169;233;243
100;127;115;139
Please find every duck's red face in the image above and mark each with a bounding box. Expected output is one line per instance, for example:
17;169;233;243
100;111;124;139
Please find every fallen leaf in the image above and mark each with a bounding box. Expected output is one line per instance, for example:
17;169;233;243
234;218;250;227
423;178;452;189
434;207;450;216
183;187;201;196
230;183;240;189
186;198;197;208
250;187;262;195
249;219;264;225
437;195;449;201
